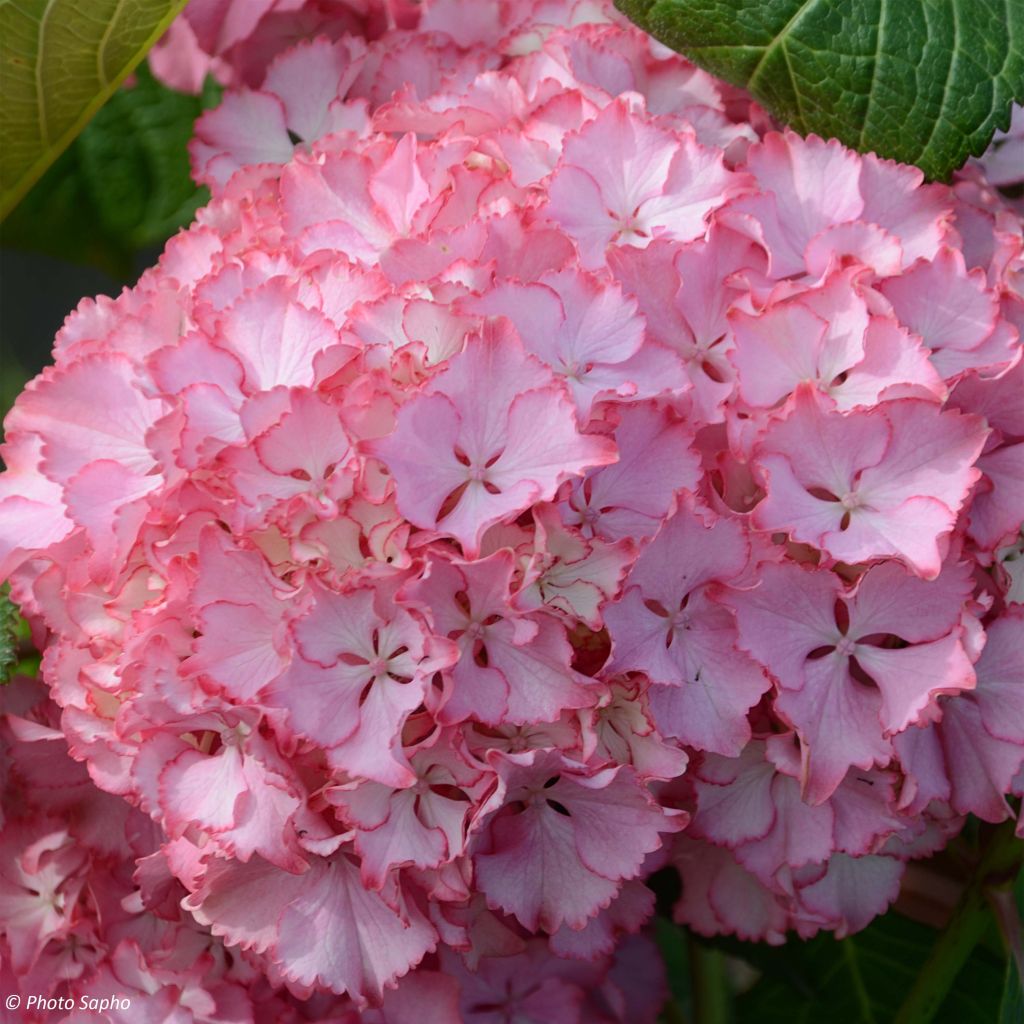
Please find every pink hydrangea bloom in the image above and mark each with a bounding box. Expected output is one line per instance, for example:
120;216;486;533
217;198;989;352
751;387;987;578
2;0;1023;1016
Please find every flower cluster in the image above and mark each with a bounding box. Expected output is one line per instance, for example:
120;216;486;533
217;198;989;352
2;0;1024;1018
148;0;422;93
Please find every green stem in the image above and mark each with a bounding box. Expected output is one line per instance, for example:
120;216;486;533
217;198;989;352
689;941;730;1024
894;822;1024;1024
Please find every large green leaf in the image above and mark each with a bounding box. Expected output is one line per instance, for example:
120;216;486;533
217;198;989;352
614;0;1024;180
0;0;190;217
2;65;219;276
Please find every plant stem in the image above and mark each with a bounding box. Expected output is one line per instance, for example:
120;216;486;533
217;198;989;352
689;941;730;1024
894;821;1024;1024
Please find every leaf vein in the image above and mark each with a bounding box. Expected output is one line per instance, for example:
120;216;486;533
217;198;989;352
913;0;960;165
858;0;887;147
97;0;129;89
747;0;816;92
35;0;58;143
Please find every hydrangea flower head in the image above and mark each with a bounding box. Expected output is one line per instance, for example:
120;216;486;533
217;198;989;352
2;0;1023;1016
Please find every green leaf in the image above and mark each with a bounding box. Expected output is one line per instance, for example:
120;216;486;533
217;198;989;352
895;821;1024;1024
0;584;19;685
1001;956;1024;1024
655;917;691;1023
1;0;190;218
1;65;219;276
655;915;692;1011
993;851;1024;1023
723;912;1006;1024
689;941;731;1024
614;0;1024;180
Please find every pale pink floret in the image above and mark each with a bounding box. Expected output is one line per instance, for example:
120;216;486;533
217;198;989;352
148;15;230;93
610;227;766;422
191;36;369;189
371;326;616;556
729;273;945;411
726;560;977;802
440;940;587;1024
753;386;987;578
730;284;867;409
184;527;298;701
327;738;484;888
968;443;1024;551
214;278;339;391
281;133;460;262
136;707;310;870
795;852;904;938
0;823;87;973
221;387;357;529
516;504;636;629
546;98;744;267
952;359;1024;550
472;750;684;931
880;248;1019;379
559;401;701;541
0;435;74;578
547;877;656;960
677;735;907;938
972;103;1024;188
727;131;951;278
403;550;599;725
671;835;789;944
605;499;770;756
896;609;1024;823
186;852;437;1003
468;267;685;419
581;680;690;781
728;131;865;279
269;581;456;785
7;354;166;485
